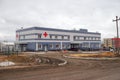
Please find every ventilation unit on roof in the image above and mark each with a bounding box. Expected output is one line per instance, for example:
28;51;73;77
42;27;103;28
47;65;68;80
79;29;88;33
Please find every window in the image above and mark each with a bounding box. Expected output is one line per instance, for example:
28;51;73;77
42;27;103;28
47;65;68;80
73;36;75;40
96;38;98;40
77;36;79;39
89;37;91;40
67;44;70;48
20;35;25;39
38;44;42;49
68;36;70;39
38;34;41;38
55;36;58;39
23;35;25;39
93;37;95;40
62;44;66;48
76;36;79;40
49;44;53;49
62;36;64;39
99;38;101;40
50;35;52;39
80;37;84;40
83;43;89;47
84;37;86;40
91;37;93;40
73;36;78;40
56;44;60;48
86;37;88;40
97;38;100;40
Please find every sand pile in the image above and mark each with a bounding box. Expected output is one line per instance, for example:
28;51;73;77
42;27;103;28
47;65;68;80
70;52;115;57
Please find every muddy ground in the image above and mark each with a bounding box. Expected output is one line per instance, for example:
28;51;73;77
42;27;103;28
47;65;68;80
0;51;120;80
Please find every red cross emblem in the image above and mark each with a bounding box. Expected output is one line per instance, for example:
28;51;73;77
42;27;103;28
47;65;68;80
16;34;19;39
43;32;48;37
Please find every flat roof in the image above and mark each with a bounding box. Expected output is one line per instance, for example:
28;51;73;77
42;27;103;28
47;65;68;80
16;27;101;35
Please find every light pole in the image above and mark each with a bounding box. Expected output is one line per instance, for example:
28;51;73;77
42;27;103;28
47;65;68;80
113;16;120;56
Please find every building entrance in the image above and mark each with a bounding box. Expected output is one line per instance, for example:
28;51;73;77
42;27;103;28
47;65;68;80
19;44;27;52
70;44;79;51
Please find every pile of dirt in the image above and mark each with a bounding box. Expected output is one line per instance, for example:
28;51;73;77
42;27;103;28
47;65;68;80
0;55;65;66
29;55;64;65
0;55;7;62
100;52;115;57
7;55;30;63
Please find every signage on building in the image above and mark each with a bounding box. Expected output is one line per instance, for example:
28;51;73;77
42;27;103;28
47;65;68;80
43;32;48;37
112;38;120;48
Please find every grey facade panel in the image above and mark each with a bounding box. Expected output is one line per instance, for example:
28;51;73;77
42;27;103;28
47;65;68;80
27;42;36;51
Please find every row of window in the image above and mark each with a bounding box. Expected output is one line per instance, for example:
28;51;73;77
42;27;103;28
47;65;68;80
74;36;100;41
19;35;70;40
82;43;100;47
38;44;70;49
38;34;70;40
18;35;100;41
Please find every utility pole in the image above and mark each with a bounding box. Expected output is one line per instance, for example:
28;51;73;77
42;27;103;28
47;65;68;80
113;16;120;56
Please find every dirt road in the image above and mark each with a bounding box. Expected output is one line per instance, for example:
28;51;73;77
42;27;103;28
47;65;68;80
0;52;120;80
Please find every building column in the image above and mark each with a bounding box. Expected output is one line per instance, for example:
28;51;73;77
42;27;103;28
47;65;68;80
60;42;63;50
0;43;2;52
36;42;38;51
89;42;90;48
99;42;101;48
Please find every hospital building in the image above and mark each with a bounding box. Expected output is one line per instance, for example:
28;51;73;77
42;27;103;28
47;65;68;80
15;27;101;51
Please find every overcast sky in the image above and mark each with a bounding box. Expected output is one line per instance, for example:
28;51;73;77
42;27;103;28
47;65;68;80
0;0;120;41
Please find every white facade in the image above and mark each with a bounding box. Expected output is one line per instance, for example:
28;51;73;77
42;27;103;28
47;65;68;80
16;27;101;51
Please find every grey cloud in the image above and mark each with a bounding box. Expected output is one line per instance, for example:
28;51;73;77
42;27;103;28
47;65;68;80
0;0;120;41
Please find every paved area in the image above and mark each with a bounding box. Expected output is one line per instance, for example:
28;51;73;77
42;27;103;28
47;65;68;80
0;51;120;80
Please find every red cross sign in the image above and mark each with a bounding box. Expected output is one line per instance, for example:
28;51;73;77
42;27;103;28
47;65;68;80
43;32;48;37
16;34;19;39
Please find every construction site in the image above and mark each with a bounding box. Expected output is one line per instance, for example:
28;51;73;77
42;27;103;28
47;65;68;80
0;50;120;80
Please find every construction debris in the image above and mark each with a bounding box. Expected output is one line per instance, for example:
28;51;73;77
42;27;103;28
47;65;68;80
0;61;15;67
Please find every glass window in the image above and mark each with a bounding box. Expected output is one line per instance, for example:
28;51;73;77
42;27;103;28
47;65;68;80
20;35;25;39
50;35;52;39
74;36;78;40
62;36;64;39
84;37;86;40
76;36;79;40
96;38;98;40
80;37;84;40
98;38;100;40
38;34;41;38
73;36;76;40
62;44;66;48
56;44;60;48
55;36;58;39
38;44;42;49
49;44;53;49
89;37;91;40
78;37;80;40
68;36;70;39
67;44;70;48
93;37;95;40
86;37;88;40
91;37;93;40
